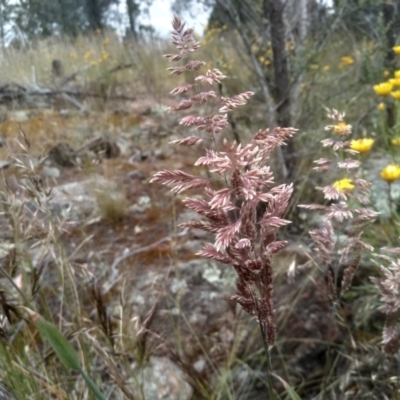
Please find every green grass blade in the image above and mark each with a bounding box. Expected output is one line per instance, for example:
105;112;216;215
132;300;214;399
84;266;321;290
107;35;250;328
26;308;81;370
272;373;302;400
79;369;107;400
25;308;107;399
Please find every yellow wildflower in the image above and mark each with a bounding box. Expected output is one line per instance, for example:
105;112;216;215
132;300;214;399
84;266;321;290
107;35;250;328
389;78;400;87
101;50;109;61
391;137;400;146
378;102;385;111
373;82;393;96
286;41;295;51
69;52;78;59
333;178;355;192
310;64;319;70
384;70;390;77
350;138;374;153
84;51;93;60
333;121;351;135
322;65;330;72
339;56;354;68
393;46;400;55
380;164;400;182
395;70;400;79
391;90;400;100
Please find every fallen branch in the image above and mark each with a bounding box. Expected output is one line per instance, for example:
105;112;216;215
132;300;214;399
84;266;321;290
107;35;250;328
0;88;136;102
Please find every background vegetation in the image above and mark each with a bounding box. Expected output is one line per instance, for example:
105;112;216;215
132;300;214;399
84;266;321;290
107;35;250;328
1;0;400;399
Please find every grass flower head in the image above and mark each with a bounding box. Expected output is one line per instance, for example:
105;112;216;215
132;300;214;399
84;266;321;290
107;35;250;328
371;256;400;354
153;15;298;346
300;111;377;304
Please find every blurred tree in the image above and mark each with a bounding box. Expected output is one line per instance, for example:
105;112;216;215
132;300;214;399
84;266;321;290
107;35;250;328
126;0;140;39
14;0;61;37
125;0;153;39
86;0;104;31
10;0;119;37
172;0;330;181
0;0;15;45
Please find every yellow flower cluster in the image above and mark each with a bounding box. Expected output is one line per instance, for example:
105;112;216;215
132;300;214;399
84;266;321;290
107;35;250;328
258;55;271;67
393;46;400;55
202;23;228;46
373;70;400;98
374;82;392;96
350;138;374;153
333;121;351;135
333;178;354;192
380;164;400;182
339;56;354;68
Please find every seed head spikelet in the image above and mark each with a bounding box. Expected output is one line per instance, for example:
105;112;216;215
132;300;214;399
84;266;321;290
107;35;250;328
371;254;400;354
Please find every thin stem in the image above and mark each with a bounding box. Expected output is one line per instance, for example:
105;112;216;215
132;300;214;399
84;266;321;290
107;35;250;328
321;303;337;400
259;321;275;400
388;182;394;220
0;264;31;307
396;353;400;400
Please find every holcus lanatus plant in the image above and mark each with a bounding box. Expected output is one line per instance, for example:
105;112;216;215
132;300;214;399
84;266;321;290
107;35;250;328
299;110;378;304
151;15;297;346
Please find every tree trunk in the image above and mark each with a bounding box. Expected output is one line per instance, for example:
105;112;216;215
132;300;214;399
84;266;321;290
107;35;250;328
289;0;309;126
264;0;296;180
126;0;139;39
86;0;103;31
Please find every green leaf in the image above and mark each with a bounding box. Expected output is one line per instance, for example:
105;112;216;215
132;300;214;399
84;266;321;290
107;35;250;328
272;373;302;400
27;309;81;371
25;308;107;400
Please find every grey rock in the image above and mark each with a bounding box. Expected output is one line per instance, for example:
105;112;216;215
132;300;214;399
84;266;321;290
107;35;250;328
127;170;146;180
129;356;192;400
129;195;151;213
49;175;114;221
41;166;61;178
0;160;10;170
